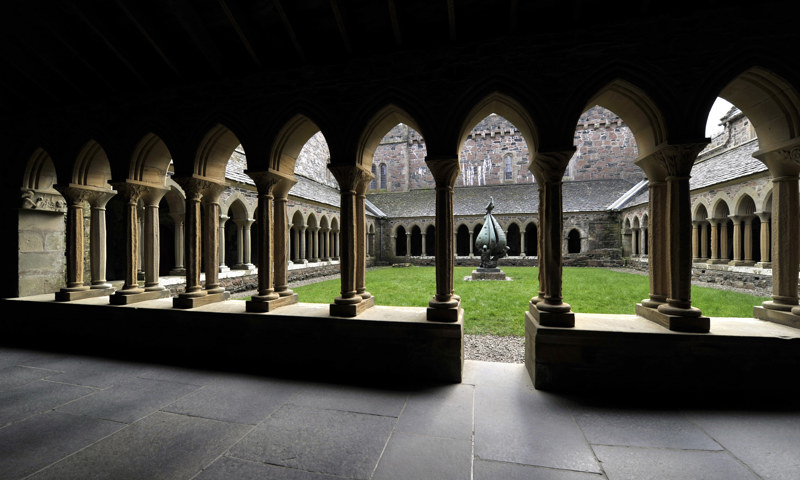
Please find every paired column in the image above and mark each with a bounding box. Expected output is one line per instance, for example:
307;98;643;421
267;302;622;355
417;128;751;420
641;180;669;308
729;216;744;265
328;164;374;317
426;157;461;322
202;184;225;294
528;150;574;327
355;173;373;301
653;143;709;332
756;211;771;267
274;176;298;298
55;184;117;301
218;214;230;272
142;186;169;292
169;213;186;275
708;219;720;262
691;221;701;261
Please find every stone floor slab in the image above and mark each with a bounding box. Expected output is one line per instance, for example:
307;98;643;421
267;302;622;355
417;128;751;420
195;456;351;480
0;365;59;391
163;375;300;425
474;458;607;480
290;383;408;417
0;380;97;427
25;411;250;480
20;354;149;388
0;411;123;479
474;384;601;474
57;376;201;423
395;384;474;440
593;445;759;480
372;432;472;480
229;403;396;479
573;408;722;450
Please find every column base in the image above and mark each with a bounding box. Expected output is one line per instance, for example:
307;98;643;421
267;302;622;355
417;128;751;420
706;259;728;265
55;286;114;302
110;289;171;305
219;265;230;273
173;291;230;309
762;298;796;312
640;295;667;309
427;301;463;323
246;293;299;312
728;260;755;266
636;303;710;333
90;282;113;289
169;268;186;276
276;288;295;297
330;295;375;317
529;302;575;327
754;262;772;269
754;305;800;329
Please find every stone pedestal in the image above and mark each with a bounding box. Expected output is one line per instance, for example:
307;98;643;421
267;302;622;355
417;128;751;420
55;287;114;302
470;267;507;280
247;293;299;312
110;289;170;305
329;295;375;317
173;291;230;309
636;303;710;333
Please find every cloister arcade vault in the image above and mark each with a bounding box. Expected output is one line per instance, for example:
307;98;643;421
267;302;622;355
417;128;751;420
3;0;800;388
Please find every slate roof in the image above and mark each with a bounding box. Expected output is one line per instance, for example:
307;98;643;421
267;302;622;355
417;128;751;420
288;175;341;207
366;180;636;218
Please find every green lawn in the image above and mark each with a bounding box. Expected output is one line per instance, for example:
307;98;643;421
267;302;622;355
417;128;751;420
283;266;771;336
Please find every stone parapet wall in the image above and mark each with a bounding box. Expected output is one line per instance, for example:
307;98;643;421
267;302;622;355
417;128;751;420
626;258;773;297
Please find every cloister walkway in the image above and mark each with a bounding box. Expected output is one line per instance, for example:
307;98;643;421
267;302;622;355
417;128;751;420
1;347;798;480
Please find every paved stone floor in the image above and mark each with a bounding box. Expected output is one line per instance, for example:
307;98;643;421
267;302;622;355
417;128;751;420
1;346;799;480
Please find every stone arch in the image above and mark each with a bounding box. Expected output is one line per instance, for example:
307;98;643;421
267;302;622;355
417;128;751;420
717;67;800;155
129;133;172;186
566;228;583;254
410;224;423;256
693;203;709;221
357;105;425;170
22;148;59;194
270;114;326;175
456;224;471;256
395;224;408;257
290;210;307;262
734;193;757;216
761;189;773;213
524;221;538;256
194;124;244;182
472;223;483;256
506;222;521;256
583;79;667;161
223;197;250;270
425;224;435;256
72;140;113;189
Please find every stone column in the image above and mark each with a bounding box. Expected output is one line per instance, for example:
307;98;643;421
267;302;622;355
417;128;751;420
54;185;92;294
632;227;640;256
643;180;669;307
328;164;372;317
655;143;708;332
720;220;730;261
274;176;297;298
174;177;209;302
426;157;461;322
333;229;340;260
142;186;169;291
299;226;307;262
405;232;412;258
232;219;246;268
137;205;145;280
743;215;755;263
700;221;710;260
356;172;373;300
756;211;771;266
218;214;230;272
312;227;321;262
529;150;574;327
421;232;427;256
729;215;743;265
89;191;116;289
169;213;186;275
202;184;225;294
530;184;546;306
691;221;701;262
468;230;474;257
116;183;146;295
708;219;720;262
242;219;254;268
520;230;527;256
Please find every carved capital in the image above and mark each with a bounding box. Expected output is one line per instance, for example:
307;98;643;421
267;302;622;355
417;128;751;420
328;164;371;192
529;149;575;183
173;176;215;201
20;189;68;212
652;142;707;178
112;182;148;205
425;157;460;187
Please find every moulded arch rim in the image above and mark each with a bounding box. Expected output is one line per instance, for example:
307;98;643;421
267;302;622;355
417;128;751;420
457;92;539;159
290;209;307;227
732;188;760;215
356;104;425;169
632;217;641;228
269;113;325;174
692;201;710;220
709;194;733;219
162;179;186;215
22;147;59;193
564;226;586;239
129;132;173;186
760;188;774;212
221;193;253;220
194;123;245;182
392;224;409;236
582;78;667;159
72;140;113;189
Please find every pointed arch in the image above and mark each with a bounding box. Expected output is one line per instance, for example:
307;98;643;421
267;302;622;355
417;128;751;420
129;133;172;186
458;92;538;159
357;104;424;169
270;114;324;175
195;124;243;182
22;148;59;193
73;140;113;189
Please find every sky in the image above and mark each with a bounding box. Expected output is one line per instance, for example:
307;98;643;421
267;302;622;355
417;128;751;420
706;97;734;137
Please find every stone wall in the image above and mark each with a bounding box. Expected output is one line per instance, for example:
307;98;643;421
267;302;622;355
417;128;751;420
17;209;66;296
295;132;338;188
569;106;642;183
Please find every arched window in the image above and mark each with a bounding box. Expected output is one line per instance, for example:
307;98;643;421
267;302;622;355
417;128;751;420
567;229;581;254
505;155;512;180
370;164;376;189
380;164;387;189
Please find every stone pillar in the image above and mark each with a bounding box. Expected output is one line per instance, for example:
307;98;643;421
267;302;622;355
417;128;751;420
720;220;730;261
691;221;701;262
274;176;297;298
756;211;771;267
232;219;246;268
299;226;307;262
218;214;230;272
202;184;225;294
242;219;254;268
333;229;340;260
529;149;574;327
700;221;710;260
54;185;92;297
520;230;527;256
169;213;186;275
742;215;755;263
328;164;372;317
356;172;373;300
632;227;640;256
530;185;546;306
655;143;708;332
137;205;145;280
89;191;116;289
142;186;169;291
426;157;461;322
729;215;743;265
468;230;474;257
708;219;720;262
754;143;800;314
421;232;427;256
115;183;147;296
643;180;669;308
173;178;209;304
405;232;412;258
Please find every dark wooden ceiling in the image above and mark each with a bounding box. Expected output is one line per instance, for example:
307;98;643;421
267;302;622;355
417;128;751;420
0;0;775;116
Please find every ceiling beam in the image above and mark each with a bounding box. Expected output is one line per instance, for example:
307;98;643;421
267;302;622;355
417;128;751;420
217;0;262;69
387;0;402;46
330;0;353;55
66;1;148;87
272;0;306;63
114;0;182;79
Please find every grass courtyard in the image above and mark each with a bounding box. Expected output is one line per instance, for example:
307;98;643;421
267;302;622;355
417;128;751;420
284;266;771;336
